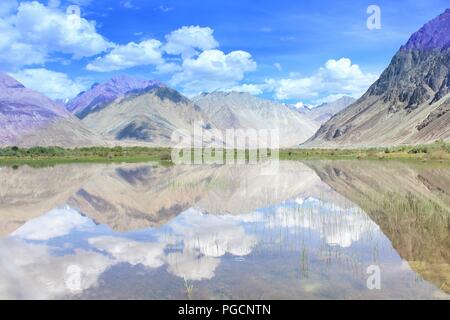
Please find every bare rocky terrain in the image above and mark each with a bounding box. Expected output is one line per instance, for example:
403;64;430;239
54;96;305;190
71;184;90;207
193;91;319;147
304;9;450;148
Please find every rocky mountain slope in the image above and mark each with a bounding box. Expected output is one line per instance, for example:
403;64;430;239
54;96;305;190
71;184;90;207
0;161;345;234
66;75;162;119
305;9;450;148
81;86;211;146
0;73;102;147
193;91;319;147
308;160;450;293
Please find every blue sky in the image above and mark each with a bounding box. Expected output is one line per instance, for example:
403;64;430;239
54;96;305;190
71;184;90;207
1;0;448;105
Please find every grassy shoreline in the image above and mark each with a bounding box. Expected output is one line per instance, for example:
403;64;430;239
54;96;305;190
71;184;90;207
280;142;450;161
0;142;449;166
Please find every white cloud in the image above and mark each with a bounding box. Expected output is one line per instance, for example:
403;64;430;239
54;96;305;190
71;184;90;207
0;16;47;69
227;83;263;95
165;251;219;281
271;76;319;100
15;2;112;58
233;197;379;248
10;68;91;100
11;206;94;240
164;26;219;59
86;39;164;72
167;209;258;258
171;49;257;95
292;102;306;109
85;25;222;73
89;236;166;268
0;238;114;299
270;198;380;248
0;1;112;70
269;58;378;100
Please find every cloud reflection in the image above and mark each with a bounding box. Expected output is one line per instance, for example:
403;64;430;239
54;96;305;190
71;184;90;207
0;195;379;298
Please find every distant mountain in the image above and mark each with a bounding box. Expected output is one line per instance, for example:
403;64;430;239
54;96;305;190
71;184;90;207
286;103;312;115
305;96;356;124
66;75;162;119
81;86;211;146
305;9;450;148
193;92;319;147
0;73;102;147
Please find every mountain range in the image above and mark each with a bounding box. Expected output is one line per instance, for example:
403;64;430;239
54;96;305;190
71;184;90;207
1;9;449;149
193;91;319;147
0;73;322;148
0;73;102;148
305;9;450;148
81;86;211;146
67;76;162;119
303;97;356;124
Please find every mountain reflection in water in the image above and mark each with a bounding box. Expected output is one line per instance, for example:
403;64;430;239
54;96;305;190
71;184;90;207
0;161;448;299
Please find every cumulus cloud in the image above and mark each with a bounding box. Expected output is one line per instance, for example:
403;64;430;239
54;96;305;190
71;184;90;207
86;39;164;72
74;24;255;93
164;26;218;59
269;58;378;100
0;16;47;68
0;1;112;70
89;236;166;268
167;209;258;258
0;238;114;299
165;251;219;281
14;1;112;58
11;206;95;240
227;83;264;95
170;49;257;95
9;68;91;100
247;197;380;248
84;25;225;76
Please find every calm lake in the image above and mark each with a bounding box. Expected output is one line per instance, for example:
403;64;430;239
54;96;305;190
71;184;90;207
0;160;449;299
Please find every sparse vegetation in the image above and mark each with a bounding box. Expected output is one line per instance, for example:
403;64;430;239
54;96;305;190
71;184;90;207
280;140;450;161
0;146;173;165
0;141;449;165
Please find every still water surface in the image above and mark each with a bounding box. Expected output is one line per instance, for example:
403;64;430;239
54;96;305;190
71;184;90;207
0;160;448;299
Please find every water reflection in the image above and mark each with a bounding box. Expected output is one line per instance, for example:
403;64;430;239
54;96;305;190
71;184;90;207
0;161;448;299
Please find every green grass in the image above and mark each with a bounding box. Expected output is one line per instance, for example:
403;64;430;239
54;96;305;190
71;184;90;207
280;140;450;161
0;141;449;166
0;146;173;166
